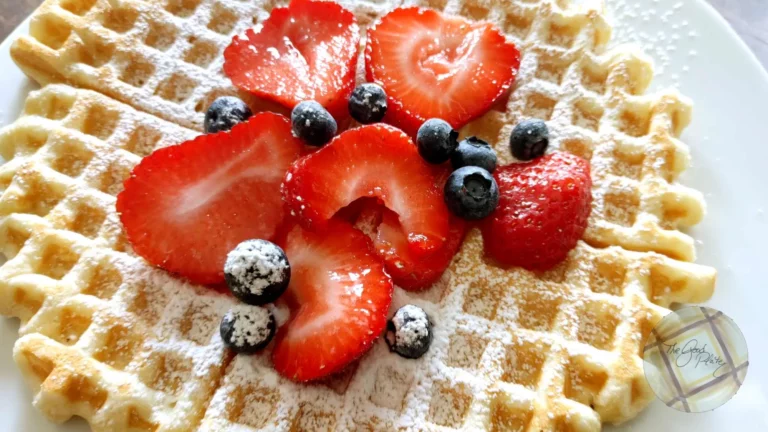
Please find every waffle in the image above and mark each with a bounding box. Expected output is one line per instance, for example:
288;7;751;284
10;0;706;263
9;0;391;131
199;233;714;431
1;0;717;431
0;84;240;431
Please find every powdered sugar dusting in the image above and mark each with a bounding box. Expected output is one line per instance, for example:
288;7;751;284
223;305;274;349
607;0;697;87
197;0;714;427
0;0;717;430
388;305;431;349
224;239;288;298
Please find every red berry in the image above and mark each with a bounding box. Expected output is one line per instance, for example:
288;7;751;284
356;203;467;291
272;221;393;382
365;7;521;136
223;0;359;120
282;124;451;255
481;152;593;270
116;113;303;285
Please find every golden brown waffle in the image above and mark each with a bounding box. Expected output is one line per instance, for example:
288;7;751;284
10;0;707;263
199;233;714;431
9;0;394;131
0;84;238;431
1;0;718;430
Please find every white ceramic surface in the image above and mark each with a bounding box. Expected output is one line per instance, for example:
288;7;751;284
1;0;767;430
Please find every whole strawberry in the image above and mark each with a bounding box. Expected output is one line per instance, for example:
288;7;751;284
481;152;592;270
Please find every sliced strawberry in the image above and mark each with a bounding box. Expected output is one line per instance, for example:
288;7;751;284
224;0;359;120
282;124;450;255
272;221;393;382
365;7;521;136
356;203;467;291
116;113;303;285
334;197;383;225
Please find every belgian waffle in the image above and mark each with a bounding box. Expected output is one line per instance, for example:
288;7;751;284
1;0;717;431
10;0;707;262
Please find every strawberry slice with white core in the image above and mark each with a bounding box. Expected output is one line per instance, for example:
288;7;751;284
273;221;393;382
116;112;303;285
358;204;467;291
224;0;359;120
365;7;521;136
282;123;451;255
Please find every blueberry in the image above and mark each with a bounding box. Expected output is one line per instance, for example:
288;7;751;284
385;305;432;359
291;101;337;146
224;239;290;306
451;136;497;173
510;119;549;161
348;83;388;124
444;166;499;220
416;118;459;164
204;96;253;134
220;305;276;354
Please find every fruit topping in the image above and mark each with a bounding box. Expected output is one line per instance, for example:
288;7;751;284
116;112;303;285
365;7;521;136
204;96;253;134
220;305;276;354
416;118;459;164
385;305;432;359
224;239;291;306
224;0;359;120
282;123;450;255
348;83;388;124
451;136;497;172
510;119;549;161
444;166;499;220
482;152;592;270
272;221;393;381
291;100;338;147
356;203;467;291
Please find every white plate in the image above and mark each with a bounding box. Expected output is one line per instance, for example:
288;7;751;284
1;0;767;430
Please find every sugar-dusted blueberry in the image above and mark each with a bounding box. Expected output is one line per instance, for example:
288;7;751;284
204;96;253;134
444;166;499;220
416;118;459;164
451;136;497;172
385;305;432;359
348;83;388;124
291;101;338;147
510;119;549;161
224;239;290;306
220;305;276;354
